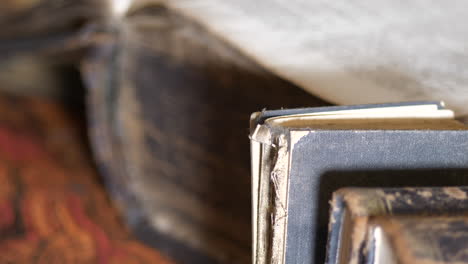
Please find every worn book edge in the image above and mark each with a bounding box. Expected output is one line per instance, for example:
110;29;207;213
250;102;465;264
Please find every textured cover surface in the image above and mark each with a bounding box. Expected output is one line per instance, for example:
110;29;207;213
286;130;468;264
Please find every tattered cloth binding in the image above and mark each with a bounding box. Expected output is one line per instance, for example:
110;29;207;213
250;102;468;264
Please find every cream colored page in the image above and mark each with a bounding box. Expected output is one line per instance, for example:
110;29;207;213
167;0;468;116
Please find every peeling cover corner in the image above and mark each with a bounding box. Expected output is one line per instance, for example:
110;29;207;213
250;124;273;146
250;111;263;132
251;120;293;147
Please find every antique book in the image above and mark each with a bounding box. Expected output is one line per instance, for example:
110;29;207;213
1;1;327;263
327;186;468;264
250;102;468;264
4;1;468;263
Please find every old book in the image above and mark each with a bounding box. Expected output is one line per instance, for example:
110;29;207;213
0;1;328;263
5;1;468;263
327;186;468;264
83;5;327;264
250;102;468;264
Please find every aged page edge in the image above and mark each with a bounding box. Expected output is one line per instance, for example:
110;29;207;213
250;140;261;263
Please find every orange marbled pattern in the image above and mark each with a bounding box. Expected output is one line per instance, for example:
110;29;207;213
0;94;173;264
